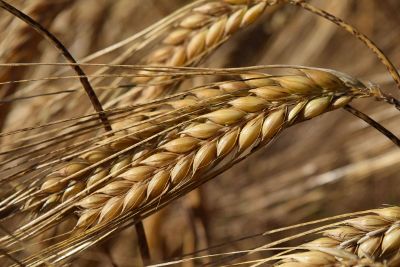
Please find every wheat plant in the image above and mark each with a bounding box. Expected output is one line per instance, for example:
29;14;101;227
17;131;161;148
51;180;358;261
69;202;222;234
0;0;399;266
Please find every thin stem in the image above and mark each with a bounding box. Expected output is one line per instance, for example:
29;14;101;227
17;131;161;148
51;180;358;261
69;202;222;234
344;105;400;147
135;222;151;266
377;92;400;111
0;0;111;132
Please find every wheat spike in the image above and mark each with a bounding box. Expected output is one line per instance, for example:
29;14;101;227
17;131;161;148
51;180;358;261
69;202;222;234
66;68;376;230
107;0;270;106
275;249;387;267
274;207;400;266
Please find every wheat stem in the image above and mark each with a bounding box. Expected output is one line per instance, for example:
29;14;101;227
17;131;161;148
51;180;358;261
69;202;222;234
136;221;151;266
344;105;400;147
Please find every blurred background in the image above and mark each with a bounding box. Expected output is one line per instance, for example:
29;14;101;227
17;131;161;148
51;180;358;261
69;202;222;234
0;0;399;266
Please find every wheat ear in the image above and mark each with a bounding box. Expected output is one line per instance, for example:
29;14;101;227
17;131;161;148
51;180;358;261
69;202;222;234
273;207;400;266
274;249;389;267
13;68;361;213
107;0;271;107
72;68;376;230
